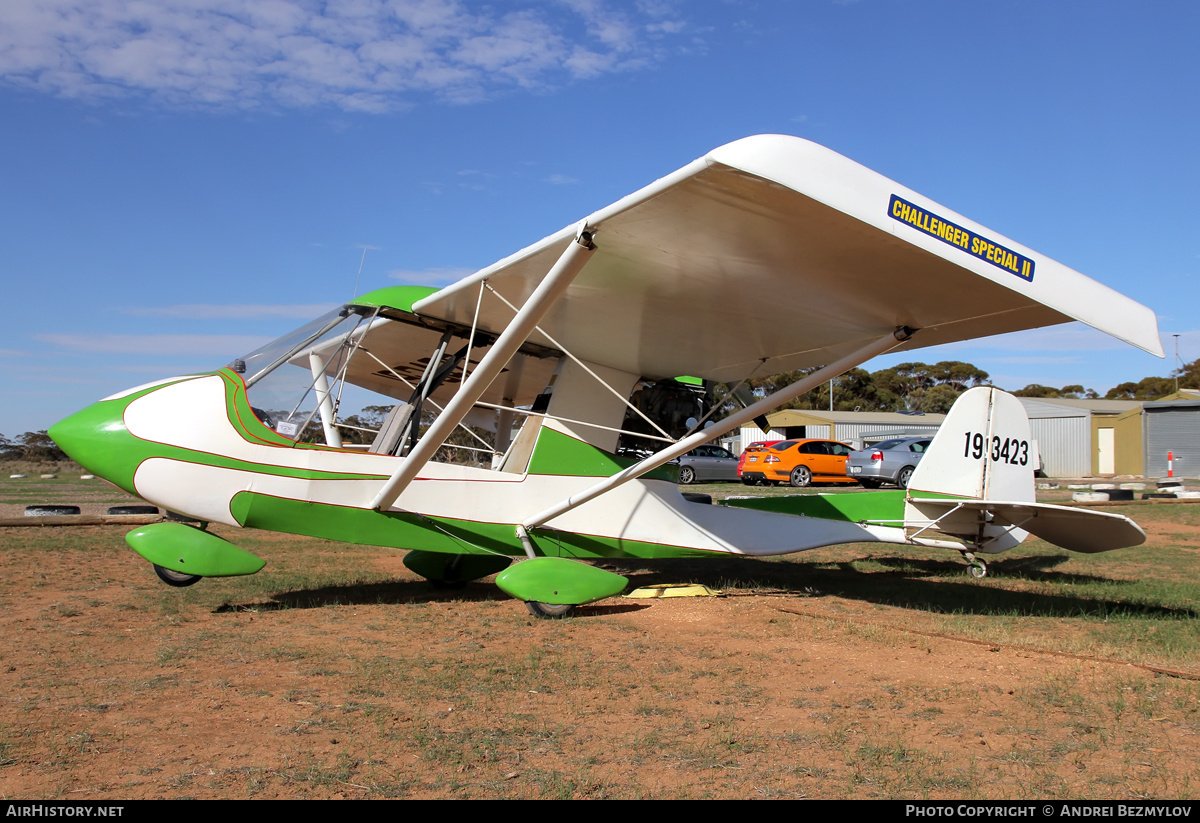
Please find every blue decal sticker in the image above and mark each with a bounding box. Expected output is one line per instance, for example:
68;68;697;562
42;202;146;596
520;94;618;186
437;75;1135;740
888;195;1035;282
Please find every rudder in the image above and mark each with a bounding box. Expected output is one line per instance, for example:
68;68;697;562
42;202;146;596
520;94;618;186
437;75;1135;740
907;387;1037;503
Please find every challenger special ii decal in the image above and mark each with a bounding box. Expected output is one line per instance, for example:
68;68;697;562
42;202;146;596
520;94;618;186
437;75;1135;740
888;194;1035;282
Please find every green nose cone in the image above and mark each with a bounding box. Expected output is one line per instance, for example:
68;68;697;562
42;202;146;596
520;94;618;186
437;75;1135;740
49;401;139;494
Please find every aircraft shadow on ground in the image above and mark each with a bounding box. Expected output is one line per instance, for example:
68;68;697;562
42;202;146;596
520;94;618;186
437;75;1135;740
215;579;653;617
595;553;1197;621
215;579;511;613
213;553;1194;621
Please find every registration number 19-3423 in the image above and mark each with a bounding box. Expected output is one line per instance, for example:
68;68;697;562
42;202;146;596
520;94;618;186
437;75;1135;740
963;432;1029;466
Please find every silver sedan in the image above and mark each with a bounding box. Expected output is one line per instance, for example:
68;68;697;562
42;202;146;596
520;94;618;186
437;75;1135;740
677;445;740;484
845;436;932;489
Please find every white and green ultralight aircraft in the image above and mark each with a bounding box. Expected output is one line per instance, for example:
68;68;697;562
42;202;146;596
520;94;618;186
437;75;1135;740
49;135;1163;617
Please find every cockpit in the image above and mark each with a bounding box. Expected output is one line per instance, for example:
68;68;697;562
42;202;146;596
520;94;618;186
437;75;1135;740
229;292;563;468
227;286;718;471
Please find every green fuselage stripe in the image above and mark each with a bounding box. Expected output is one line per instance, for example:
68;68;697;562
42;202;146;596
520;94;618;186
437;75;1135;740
722;490;909;526
230;491;714;560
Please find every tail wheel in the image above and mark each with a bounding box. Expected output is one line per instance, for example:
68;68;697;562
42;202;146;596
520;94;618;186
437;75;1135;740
526;601;576;619
153;565;202;588
789;466;812;487
897;466;915;489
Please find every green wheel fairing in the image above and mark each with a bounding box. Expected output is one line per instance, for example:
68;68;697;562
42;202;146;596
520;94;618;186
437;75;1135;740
126;522;266;577
403;550;512;584
495;557;627;606
229;491;718;560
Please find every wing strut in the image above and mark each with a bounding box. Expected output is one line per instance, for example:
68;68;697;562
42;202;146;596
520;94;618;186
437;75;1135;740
369;226;598;511
520;326;916;530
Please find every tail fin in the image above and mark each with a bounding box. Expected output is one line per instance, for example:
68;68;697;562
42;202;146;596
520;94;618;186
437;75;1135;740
908;387;1037;503
905;387;1144;554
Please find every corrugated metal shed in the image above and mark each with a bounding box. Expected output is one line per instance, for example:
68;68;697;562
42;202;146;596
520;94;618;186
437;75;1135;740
1017;399;1090;477
727;397;1165;477
1016;398;1146;477
733;409;945;450
1144;400;1200;478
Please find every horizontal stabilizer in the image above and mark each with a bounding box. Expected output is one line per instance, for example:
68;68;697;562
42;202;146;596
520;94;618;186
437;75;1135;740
911;498;1146;553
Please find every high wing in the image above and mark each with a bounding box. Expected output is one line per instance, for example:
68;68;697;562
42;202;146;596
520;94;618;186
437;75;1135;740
409;134;1162;384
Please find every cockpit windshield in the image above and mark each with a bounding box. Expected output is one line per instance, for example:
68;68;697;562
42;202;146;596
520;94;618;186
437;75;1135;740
227;305;514;466
231;307;384;447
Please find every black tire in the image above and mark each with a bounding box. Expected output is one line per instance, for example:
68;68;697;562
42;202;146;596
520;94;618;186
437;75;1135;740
24;505;80;516
968;561;987;579
526;601;575;619
678;466;697;485
858;479;882;489
107;505;160;515
789;466;812;487
153;565;202;588
741;477;755;485
897;466;915;489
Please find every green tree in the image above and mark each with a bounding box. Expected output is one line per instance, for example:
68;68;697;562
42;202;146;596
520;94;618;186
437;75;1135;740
1013;383;1100;399
1105;376;1176;400
18;431;66;462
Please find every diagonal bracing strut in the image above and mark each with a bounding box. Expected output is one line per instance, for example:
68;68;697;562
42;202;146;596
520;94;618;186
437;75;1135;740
520;327;916;531
370;226;597;511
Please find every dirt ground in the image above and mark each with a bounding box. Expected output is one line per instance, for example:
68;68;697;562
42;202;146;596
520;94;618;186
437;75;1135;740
1;478;1198;799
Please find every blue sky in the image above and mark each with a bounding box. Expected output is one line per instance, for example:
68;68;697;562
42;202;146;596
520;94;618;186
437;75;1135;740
2;0;1197;436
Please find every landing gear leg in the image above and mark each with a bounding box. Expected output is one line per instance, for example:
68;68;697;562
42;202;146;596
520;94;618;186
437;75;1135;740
961;551;987;579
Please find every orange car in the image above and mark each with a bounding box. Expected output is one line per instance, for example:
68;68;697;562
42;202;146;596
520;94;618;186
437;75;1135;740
736;440;782;480
738;438;858;487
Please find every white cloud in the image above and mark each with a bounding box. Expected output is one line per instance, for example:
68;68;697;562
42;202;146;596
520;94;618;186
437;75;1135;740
122;303;338;319
0;0;688;111
387;266;476;285
34;333;271;356
544;173;578;185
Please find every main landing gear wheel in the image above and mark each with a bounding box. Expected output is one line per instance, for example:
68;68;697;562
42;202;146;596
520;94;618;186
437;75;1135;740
678;466;696;485
153;564;202;588
526;601;576;619
961;551;988;579
789;466;812;487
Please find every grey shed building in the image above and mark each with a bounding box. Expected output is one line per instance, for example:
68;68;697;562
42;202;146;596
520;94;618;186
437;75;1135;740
1143;399;1200;478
